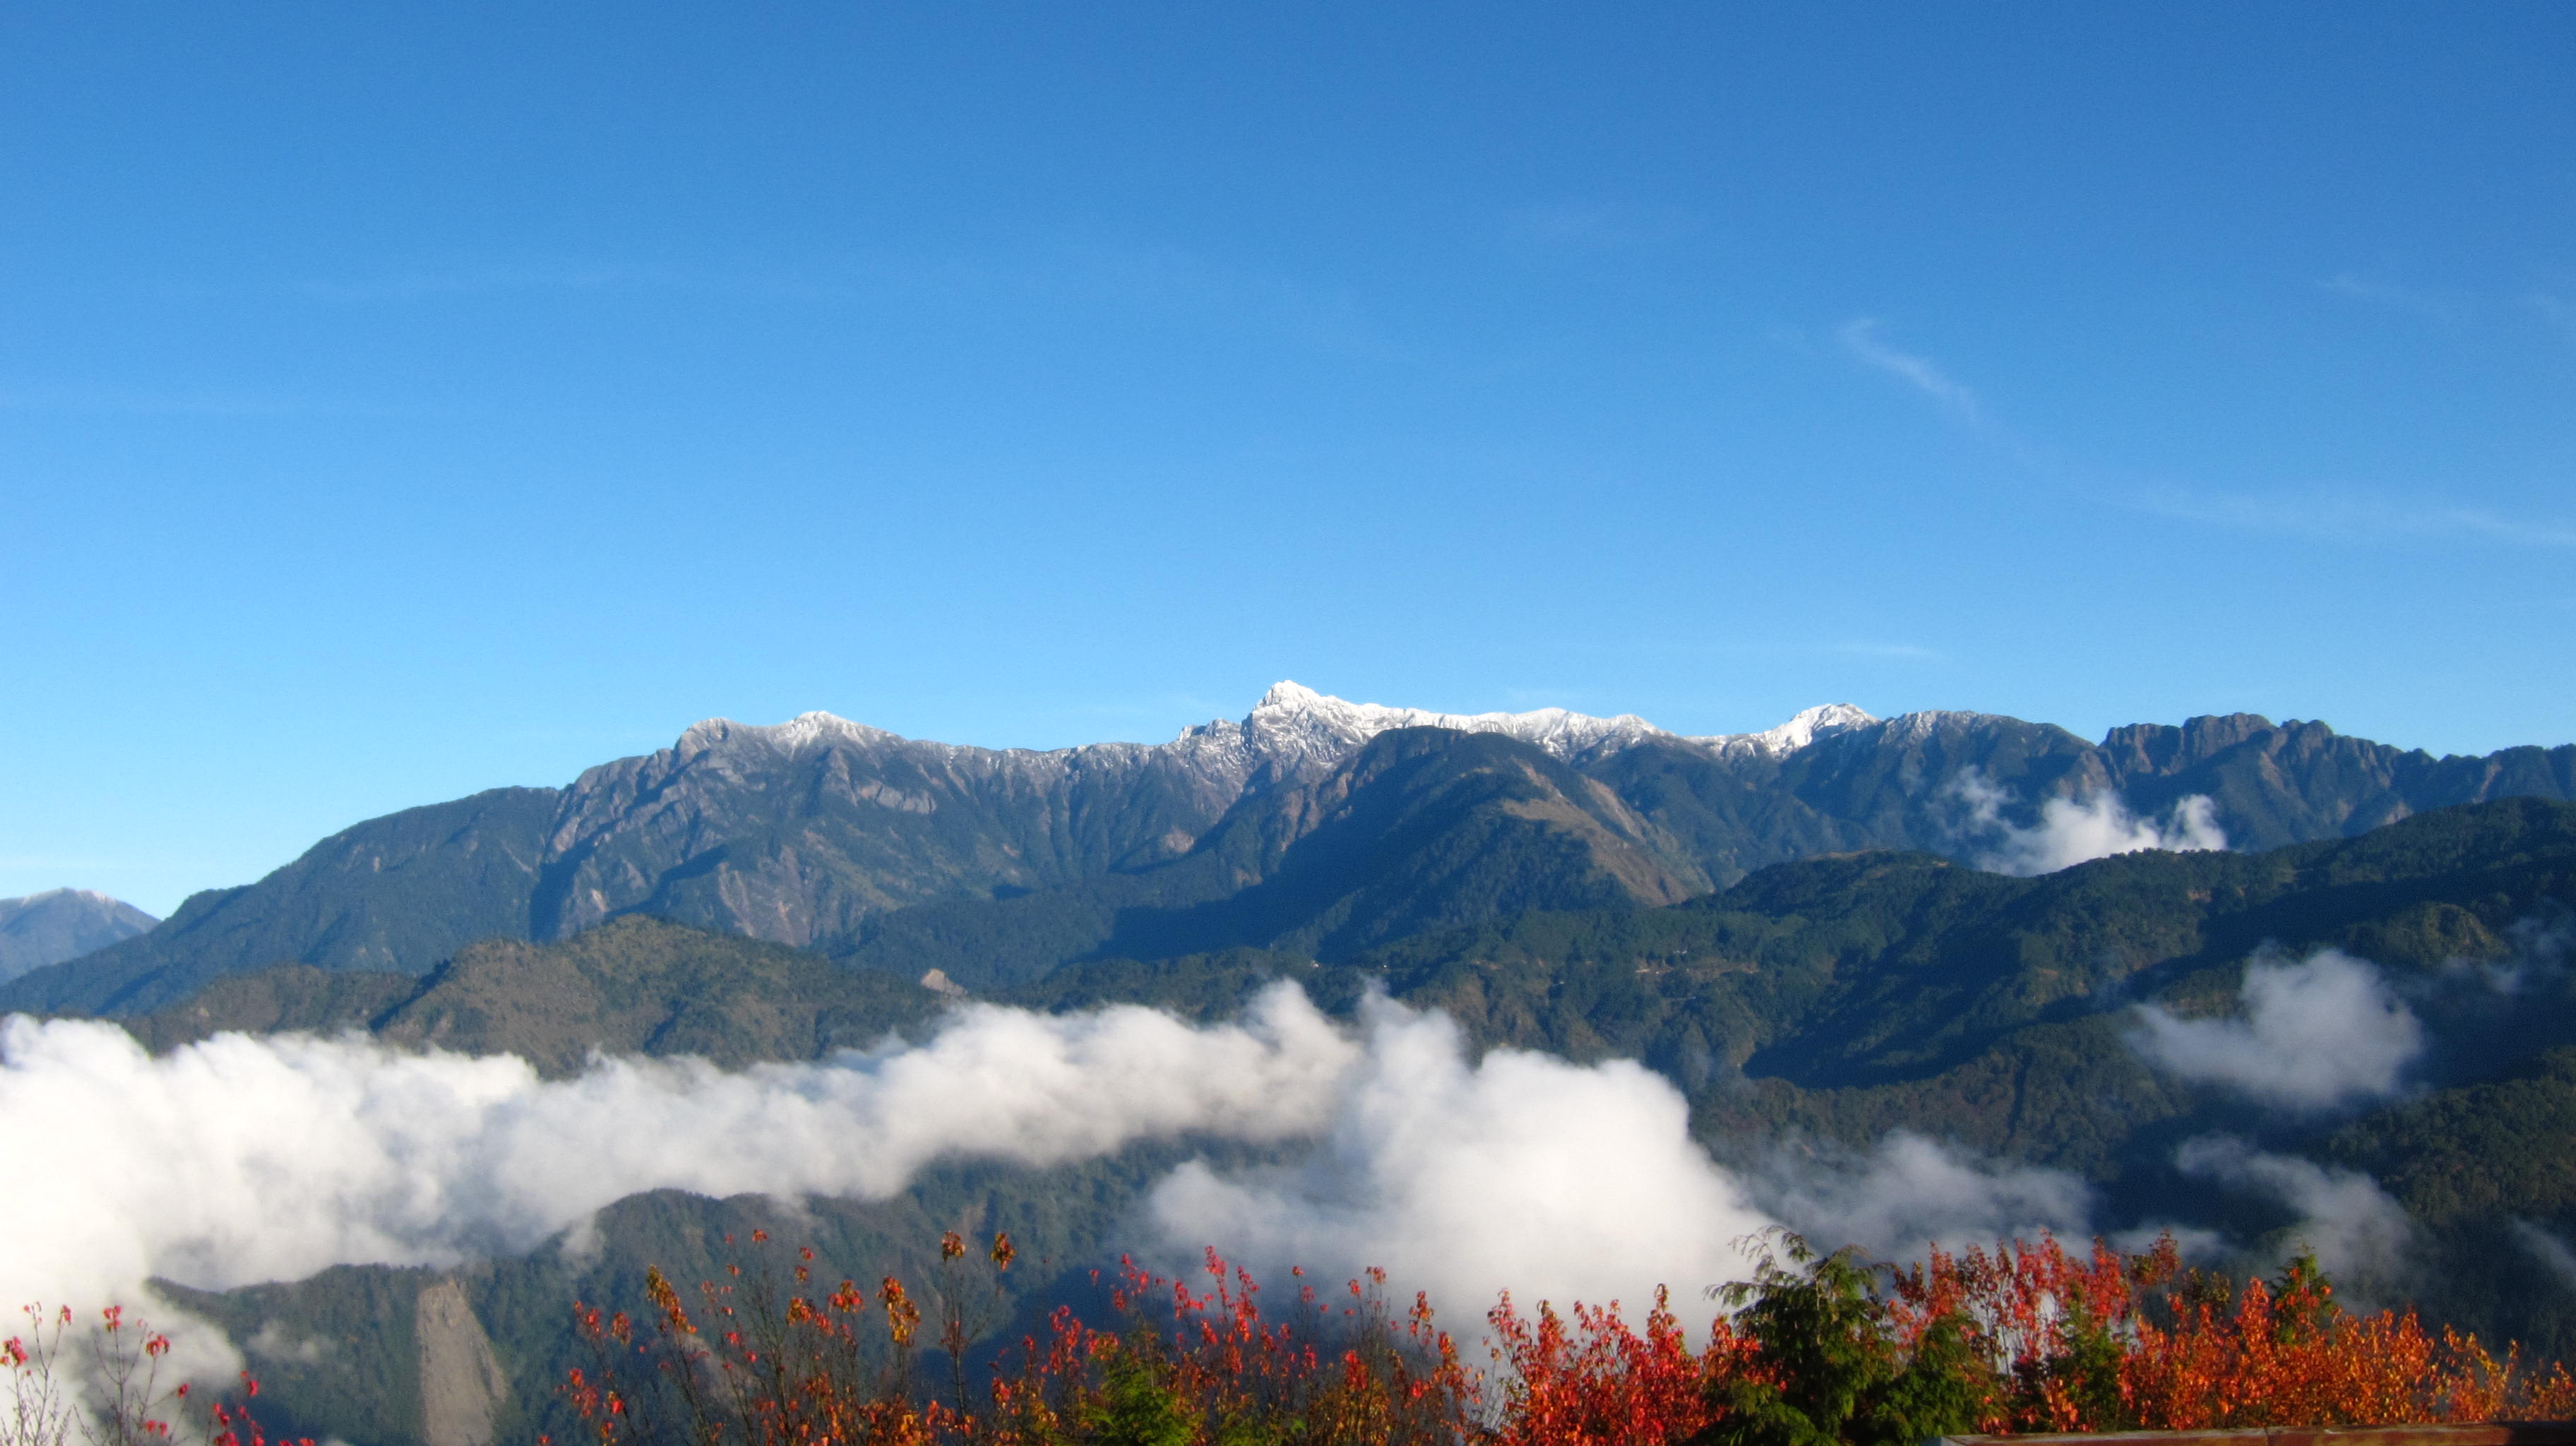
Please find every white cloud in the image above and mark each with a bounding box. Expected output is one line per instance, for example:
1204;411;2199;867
0;978;2287;1387
2130;948;2423;1110
2174;1137;2413;1283
0;986;1355;1319
1749;1133;2092;1260
1;986;1784;1361
1837;319;1979;419
2513;1220;2576;1295
2447;916;2574;995
1148;996;1776;1318
246;1321;331;1365
1955;772;2229;876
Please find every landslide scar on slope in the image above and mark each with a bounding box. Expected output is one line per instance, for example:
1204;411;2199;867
415;1278;511;1446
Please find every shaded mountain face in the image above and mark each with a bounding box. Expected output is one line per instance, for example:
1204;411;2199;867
12;684;2571;1015
6;788;562;1014
0;888;158;983
842;725;1708;990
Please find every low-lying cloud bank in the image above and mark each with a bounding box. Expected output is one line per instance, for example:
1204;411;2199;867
0;988;1356;1313
3;980;2103;1343
2130;948;2425;1109
2174;1136;2415;1284
1749;1133;2093;1262
0;986;1844;1330
2;972;2427;1375
1955;773;2229;876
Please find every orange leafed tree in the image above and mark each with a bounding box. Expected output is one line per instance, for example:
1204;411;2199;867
0;1303;295;1446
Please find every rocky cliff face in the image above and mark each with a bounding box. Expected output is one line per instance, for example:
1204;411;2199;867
13;684;2570;1015
2092;713;2576;846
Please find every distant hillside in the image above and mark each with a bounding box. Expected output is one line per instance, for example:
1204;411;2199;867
0;888;157;982
125;915;946;1076
9;684;2568;1015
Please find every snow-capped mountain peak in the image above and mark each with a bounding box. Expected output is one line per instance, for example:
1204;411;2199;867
1235;680;1669;770
1691;703;1878;758
676;710;900;757
662;685;1873;796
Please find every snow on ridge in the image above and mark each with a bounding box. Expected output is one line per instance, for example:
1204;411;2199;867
1690;703;1878;758
1873;708;2016;745
1;888;122;910
1236;679;1668;766
669;686;1876;778
0;889;153;929
678;710;902;755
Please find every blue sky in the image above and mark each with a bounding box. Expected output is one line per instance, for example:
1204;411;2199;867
4;4;2572;914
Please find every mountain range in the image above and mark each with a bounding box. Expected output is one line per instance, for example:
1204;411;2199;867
13;683;2576;1446
0;888;157;984
11;683;2572;1015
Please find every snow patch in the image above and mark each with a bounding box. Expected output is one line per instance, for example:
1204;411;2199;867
1690;703;1878;758
677;711;902;756
1232;679;1669;770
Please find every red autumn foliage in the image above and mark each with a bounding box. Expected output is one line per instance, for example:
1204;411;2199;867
28;1233;2558;1446
1483;1285;1741;1446
561;1229;2576;1446
1883;1233;2576;1433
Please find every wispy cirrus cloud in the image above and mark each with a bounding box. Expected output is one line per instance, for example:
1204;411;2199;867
1827;642;1946;662
0;386;413;419
1618;637;1948;667
1505;201;1695;251
2527;292;2576;342
295;263;686;304
2320;271;2471;325
1836;318;1979;422
2130;486;2576;550
292;236;1419;370
1815;297;2567;564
